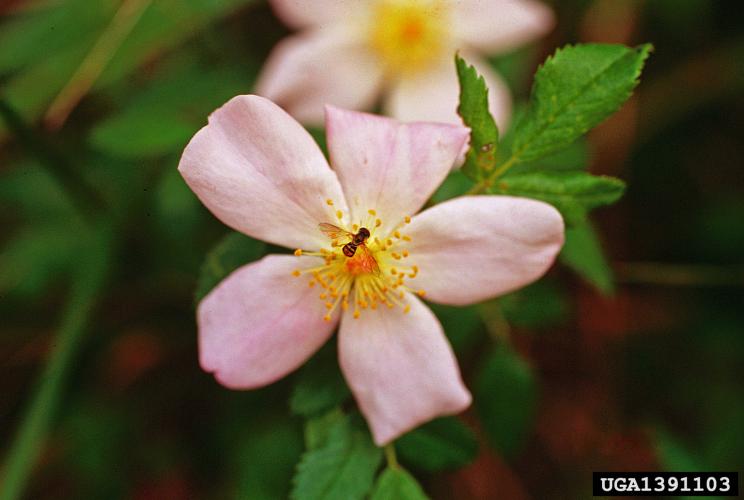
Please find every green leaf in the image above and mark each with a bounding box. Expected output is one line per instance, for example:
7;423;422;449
290;342;351;417
90;64;248;157
370;468;429;500
396;417;478;472
560;221;615;294
505;139;590;176
0;225;84;298
429;303;483;354
456;54;499;180
291;414;382;500
489;171;626;225
0;0;255;139
234;415;304;500
431;170;474;204
304;409;347;451
654;428;719;500
508;43;652;164
499;280;569;329
476;345;538;458
195;232;265;303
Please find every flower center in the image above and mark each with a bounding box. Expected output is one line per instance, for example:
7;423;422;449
293;202;425;321
368;0;451;76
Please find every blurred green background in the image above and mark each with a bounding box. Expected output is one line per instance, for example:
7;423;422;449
1;0;743;498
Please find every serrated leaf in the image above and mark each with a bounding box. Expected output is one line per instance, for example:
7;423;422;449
195;231;265;303
561;221;615;294
371;468;429;500
508;43;651;164
291;415;382;500
476;345;538;459
396;417;477;472
489;171;626;225
456;54;499;180
290;342;351;417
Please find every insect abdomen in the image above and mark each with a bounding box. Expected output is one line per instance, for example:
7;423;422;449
342;243;357;257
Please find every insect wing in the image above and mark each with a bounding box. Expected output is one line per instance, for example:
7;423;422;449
357;244;381;276
318;223;352;242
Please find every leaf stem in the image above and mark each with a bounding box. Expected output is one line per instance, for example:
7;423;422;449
480;302;511;345
384;443;399;469
466;155;518;195
44;0;153;129
0;232;111;500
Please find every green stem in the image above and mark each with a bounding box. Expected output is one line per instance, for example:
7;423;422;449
466;155;519;195
0;234;110;500
44;0;153;129
480;302;511;345
384;443;399;469
615;262;744;287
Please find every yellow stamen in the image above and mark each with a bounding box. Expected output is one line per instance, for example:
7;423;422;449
294;249;303;256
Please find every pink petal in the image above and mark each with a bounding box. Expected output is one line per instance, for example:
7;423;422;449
384;53;512;131
452;0;555;53
325;105;469;232
178;95;348;250
404;195;564;305
269;0;360;29
338;294;471;445
199;255;338;389
256;29;384;126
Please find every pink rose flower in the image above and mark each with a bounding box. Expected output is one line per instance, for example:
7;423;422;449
178;95;564;445
256;0;554;128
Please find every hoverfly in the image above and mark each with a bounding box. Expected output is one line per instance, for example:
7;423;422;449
319;223;379;274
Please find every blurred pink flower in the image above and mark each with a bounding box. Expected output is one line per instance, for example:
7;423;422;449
178;95;564;445
256;0;554;128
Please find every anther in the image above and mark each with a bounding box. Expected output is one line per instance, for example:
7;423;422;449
394;230;401;239
294;249;303;256
375;218;382;227
326;199;334;206
336;210;343;220
354;311;360;319
404;305;411;314
292;269;301;277
402;235;411;242
325;302;333;309
404;216;411;224
368;209;377;216
402;250;409;258
323;314;332;322
417;289;426;297
352;223;359;232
